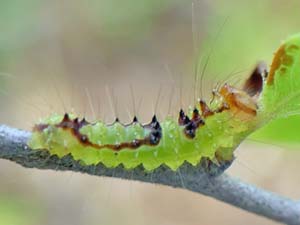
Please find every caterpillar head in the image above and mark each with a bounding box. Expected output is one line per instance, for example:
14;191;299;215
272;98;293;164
219;62;268;118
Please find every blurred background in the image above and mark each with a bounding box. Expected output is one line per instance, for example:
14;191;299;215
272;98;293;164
0;0;300;224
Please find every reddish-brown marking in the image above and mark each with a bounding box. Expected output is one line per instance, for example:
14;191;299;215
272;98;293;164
243;62;267;97
215;103;230;113
267;44;295;85
219;84;257;116
192;108;200;120
268;45;286;85
34;114;162;151
199;100;214;118
287;44;299;51
178;108;205;139
34;62;263;148
179;66;262;136
65;126;158;150
279;67;287;74
33;124;50;132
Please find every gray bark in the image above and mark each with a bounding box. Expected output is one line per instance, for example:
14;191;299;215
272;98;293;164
0;125;299;225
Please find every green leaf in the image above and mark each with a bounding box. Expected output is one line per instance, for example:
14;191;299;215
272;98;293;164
259;33;300;125
251;116;300;144
251;33;300;146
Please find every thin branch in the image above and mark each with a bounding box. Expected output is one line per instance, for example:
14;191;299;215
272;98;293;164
0;125;299;225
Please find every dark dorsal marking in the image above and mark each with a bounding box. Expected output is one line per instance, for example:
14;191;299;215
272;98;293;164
199;100;214;118
35;60;263;149
133;116;138;123
178;109;188;126
34;114;162;151
243;61;268;96
178;108;205;139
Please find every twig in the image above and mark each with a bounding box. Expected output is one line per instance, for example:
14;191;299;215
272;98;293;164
0;125;299;225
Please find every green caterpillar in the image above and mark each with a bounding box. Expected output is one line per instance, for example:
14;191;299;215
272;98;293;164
28;34;300;171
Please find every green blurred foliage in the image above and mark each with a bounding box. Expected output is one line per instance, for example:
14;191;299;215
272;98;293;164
0;0;41;72
0;0;40;47
0;195;42;225
0;1;299;224
200;0;300;75
202;0;300;145
0;0;299;145
81;0;175;39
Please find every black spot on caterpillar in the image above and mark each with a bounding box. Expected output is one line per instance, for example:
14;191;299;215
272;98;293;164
29;62;268;171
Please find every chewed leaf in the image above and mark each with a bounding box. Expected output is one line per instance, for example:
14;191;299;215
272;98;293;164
251;34;300;144
28;33;300;171
260;34;300;121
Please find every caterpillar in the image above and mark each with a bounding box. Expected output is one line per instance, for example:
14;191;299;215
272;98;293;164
28;67;265;171
28;34;300;171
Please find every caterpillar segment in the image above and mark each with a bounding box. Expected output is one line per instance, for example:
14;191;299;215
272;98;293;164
29;63;267;171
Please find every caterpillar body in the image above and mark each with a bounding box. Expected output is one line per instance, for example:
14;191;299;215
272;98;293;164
28;34;300;171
